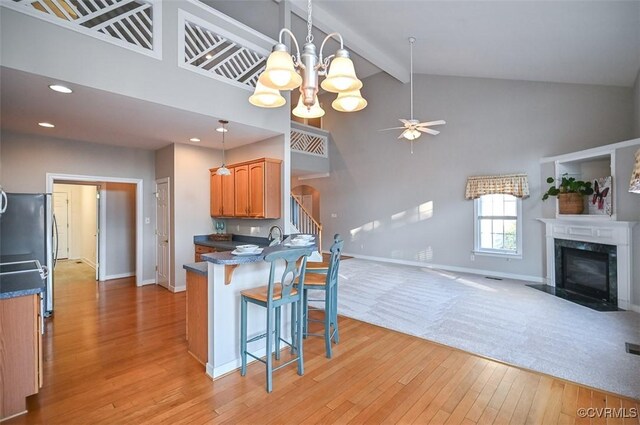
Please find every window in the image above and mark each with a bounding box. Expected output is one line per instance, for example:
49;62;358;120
474;194;522;258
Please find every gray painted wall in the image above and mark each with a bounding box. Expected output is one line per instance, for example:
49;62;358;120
0;131;157;282
104;182;136;278
0;3;289;137
312;72;633;280
174;143;221;291
634;70;640;138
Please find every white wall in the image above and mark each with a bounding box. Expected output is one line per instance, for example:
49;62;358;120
312;72;633;281
0;131;157;282
104;182;135;278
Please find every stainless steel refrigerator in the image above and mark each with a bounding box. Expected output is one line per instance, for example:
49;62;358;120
0;193;55;314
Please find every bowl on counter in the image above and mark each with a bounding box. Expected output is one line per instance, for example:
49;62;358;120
235;244;259;253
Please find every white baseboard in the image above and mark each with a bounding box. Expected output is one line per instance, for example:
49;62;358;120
141;278;156;285
628;303;640;313
207;346;269;379
81;258;96;269
171;285;186;293
340;252;545;283
104;271;135;281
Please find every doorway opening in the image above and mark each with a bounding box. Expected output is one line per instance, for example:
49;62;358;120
47;174;143;286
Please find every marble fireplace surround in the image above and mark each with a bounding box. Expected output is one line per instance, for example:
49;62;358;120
540;219;636;310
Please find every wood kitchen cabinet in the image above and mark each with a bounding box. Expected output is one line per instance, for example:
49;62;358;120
210;158;281;219
210;167;235;217
186;270;207;366
1;294;42;421
195;244;216;262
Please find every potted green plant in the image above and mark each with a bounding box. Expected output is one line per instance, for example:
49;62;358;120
542;174;594;214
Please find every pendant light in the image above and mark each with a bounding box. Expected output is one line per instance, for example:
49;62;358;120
250;0;366;116
216;120;230;176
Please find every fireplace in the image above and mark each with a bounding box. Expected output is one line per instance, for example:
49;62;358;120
554;239;617;305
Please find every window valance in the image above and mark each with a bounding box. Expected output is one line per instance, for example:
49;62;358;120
465;174;530;199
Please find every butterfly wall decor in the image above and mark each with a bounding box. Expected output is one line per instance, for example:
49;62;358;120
588;176;612;216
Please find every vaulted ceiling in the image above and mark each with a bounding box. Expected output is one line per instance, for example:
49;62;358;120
207;0;640;87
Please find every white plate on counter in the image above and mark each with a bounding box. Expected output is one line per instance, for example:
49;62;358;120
283;242;315;247
231;248;263;256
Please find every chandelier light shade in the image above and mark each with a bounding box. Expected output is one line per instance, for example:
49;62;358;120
216;120;231;176
292;95;325;119
259;48;302;90
320;51;362;93
332;89;367;112
630;148;640;194
249;82;286;108
250;0;366;116
402;129;421;141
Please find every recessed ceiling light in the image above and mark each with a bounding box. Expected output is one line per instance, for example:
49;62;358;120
189;138;201;142
38;122;55;128
216;126;228;133
49;84;73;94
205;54;213;60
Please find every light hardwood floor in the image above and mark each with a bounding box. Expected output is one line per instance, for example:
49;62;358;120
7;261;639;424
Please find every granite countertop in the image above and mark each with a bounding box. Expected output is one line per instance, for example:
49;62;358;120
183;262;208;276
0;269;46;300
202;236;317;265
193;234;271;251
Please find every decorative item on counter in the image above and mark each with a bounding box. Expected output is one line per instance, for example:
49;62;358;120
208;233;232;241
630;148;640;194
215;220;225;234
588;176;612;216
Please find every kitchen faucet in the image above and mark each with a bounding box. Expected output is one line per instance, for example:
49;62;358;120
267;225;283;246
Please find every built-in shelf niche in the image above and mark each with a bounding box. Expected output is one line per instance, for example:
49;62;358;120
552;151;616;220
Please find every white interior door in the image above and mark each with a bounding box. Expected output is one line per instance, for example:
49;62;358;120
95;187;100;281
53;192;69;260
156;179;170;289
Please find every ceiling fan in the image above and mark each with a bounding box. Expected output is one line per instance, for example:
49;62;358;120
380;37;445;152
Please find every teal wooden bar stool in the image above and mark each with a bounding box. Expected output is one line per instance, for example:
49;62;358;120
296;234;344;358
240;246;313;393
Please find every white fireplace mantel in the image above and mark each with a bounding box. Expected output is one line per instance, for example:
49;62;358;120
538;218;636;310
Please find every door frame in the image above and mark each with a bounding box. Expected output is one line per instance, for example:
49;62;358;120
46;173;145;286
155;177;171;290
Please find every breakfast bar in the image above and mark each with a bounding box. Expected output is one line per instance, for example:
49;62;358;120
201;246;295;378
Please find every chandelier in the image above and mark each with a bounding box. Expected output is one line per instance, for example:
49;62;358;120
249;0;367;118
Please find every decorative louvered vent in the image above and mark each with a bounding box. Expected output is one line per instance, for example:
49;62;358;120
182;19;266;89
10;0;155;52
291;127;328;157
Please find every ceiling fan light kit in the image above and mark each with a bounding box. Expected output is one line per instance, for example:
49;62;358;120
250;0;366;117
380;37;446;153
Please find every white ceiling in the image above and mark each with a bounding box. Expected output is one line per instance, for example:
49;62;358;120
0;68;280;150
209;0;640;87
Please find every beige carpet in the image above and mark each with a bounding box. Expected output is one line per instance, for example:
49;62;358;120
328;258;640;399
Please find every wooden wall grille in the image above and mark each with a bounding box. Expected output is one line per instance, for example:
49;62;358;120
291;128;328;157
183;19;266;89
10;0;155;51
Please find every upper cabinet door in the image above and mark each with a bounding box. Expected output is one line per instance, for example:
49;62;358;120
221;168;235;217
210;171;223;217
234;165;249;217
248;162;265;217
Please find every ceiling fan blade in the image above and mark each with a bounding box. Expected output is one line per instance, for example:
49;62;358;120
418;128;440;135
399;119;411;125
417;120;446;127
397;132;407;139
379;127;406;131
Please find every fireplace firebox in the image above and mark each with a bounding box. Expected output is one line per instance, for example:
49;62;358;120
554;239;617;305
